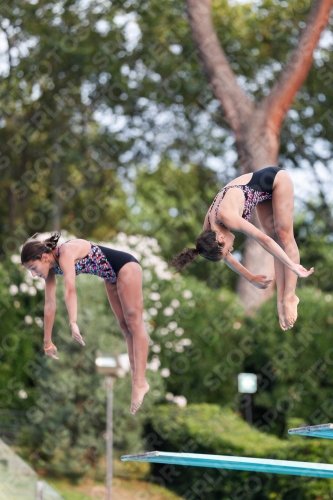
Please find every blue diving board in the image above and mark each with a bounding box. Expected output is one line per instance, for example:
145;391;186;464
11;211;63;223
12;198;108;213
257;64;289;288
121;451;333;478
288;423;333;440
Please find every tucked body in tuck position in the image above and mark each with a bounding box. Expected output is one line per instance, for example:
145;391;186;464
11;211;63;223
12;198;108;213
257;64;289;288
171;167;314;331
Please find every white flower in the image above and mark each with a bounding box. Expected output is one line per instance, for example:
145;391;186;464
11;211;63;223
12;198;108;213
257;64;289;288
136;241;150;254
146;323;154;334
167;321;178;331
148;307;158;316
18;390;28;399
116;232;128;243
152;344;161;353
163;307;174;317
143;310;151;321
173;395;187;408
35;317;43;328
149;292;161;301
155;263;172;281
183;290;193;299
9;285;18;295
11;255;21;264
160;328;169;336
28;287;37;296
171;299;180;308
19;283;29;293
161;368;170;377
24;315;33;325
128;235;139;245
143;270;152;281
35;280;45;290
180;338;192;346
147;357;161;372
175;328;184;337
165;392;174;401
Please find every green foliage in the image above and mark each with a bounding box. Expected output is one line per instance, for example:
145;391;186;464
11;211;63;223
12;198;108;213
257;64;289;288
148;274;333;444
0;255;44;412
0;233;245;478
239;286;333;437
146;403;333;500
0;0;132;248
148;273;245;405
122;161;219;258
5;232;333;481
212;0;312;96
294;213;333;293
48;475;184;500
2;1;333;493
3;0;331;257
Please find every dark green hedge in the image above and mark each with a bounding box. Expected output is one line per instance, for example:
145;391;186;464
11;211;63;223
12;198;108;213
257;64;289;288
145;404;333;500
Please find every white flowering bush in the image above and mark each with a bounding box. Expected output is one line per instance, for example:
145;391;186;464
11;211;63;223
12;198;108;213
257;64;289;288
0;254;46;415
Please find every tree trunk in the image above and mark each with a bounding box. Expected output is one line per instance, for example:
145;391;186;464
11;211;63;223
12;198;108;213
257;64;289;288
186;0;332;311
235;114;280;307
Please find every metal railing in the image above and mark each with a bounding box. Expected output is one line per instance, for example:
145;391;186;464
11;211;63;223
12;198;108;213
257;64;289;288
36;481;65;500
0;438;64;500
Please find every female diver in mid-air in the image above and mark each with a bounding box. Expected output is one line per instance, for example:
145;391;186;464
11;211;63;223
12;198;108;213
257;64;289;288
21;233;149;414
171;166;314;331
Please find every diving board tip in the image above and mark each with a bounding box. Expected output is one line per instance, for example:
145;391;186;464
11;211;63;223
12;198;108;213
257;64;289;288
288;423;333;440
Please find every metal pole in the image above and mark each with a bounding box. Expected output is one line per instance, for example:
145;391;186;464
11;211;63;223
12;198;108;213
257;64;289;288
36;481;43;500
244;394;253;425
106;375;115;500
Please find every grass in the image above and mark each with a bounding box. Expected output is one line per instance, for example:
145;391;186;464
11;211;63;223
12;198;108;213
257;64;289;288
47;477;183;500
45;461;183;500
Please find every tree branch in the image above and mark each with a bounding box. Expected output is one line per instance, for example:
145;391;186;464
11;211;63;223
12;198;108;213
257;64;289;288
186;0;253;136
260;0;332;131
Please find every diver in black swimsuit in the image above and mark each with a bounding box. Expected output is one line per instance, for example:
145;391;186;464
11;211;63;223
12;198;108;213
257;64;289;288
171;167;314;331
21;233;149;415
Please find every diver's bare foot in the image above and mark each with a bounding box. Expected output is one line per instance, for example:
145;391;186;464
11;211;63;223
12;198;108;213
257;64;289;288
131;379;150;415
283;295;299;329
277;300;287;331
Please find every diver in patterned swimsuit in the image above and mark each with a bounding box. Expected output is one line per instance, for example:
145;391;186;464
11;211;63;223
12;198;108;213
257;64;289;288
171;167;314;331
21;233;149;415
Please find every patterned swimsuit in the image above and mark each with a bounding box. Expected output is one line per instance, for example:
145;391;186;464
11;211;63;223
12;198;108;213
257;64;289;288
53;242;117;283
207;184;272;227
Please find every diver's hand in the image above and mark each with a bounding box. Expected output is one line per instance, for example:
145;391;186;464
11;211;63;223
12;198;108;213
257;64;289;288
250;274;273;289
70;322;85;346
293;264;314;278
44;343;59;360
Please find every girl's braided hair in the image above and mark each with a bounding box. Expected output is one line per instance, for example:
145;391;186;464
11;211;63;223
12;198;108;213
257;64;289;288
169;229;224;272
21;232;61;264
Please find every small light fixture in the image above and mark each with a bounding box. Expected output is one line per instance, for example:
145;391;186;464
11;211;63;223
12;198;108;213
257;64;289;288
238;373;257;394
